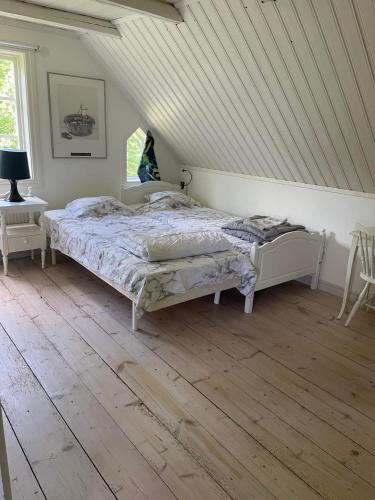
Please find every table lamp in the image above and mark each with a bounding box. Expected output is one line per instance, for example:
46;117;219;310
0;149;30;202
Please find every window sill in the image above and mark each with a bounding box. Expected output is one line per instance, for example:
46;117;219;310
0;178;40;195
123;179;141;187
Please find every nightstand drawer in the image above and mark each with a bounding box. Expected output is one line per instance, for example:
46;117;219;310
7;235;43;253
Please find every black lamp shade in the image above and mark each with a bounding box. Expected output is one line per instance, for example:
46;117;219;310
0;149;30;180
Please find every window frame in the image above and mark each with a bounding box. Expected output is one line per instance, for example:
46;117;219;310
0;47;40;186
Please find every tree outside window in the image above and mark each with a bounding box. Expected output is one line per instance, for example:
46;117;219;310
0;57;20;150
126;128;146;181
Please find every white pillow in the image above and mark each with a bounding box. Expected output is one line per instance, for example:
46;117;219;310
65;196;134;218
145;190;201;208
121;231;232;261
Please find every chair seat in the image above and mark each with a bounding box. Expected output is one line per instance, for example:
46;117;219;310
359;272;375;285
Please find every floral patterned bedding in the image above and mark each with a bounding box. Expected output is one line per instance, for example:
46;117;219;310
45;205;257;314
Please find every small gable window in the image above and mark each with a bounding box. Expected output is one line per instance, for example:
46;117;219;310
126;127;146;182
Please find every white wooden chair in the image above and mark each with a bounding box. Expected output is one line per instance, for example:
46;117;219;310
0;401;12;500
345;224;375;327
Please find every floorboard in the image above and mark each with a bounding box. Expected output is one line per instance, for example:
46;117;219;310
0;256;374;500
0;409;44;500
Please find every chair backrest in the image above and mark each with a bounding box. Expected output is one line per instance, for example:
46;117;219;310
356;224;375;279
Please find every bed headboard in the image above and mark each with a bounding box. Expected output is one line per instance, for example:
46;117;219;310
121;181;181;205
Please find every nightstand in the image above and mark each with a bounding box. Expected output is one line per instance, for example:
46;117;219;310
0;196;48;275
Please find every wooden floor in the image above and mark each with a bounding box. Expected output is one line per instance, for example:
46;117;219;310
1;257;375;500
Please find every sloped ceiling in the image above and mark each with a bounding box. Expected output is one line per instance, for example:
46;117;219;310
84;0;375;193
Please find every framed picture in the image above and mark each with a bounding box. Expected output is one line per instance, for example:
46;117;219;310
47;73;107;158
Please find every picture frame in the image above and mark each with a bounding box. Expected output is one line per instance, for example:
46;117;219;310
47;73;107;158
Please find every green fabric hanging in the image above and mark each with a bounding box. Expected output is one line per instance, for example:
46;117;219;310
137;130;161;183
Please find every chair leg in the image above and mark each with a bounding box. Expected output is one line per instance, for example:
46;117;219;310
345;282;370;327
365;284;372;312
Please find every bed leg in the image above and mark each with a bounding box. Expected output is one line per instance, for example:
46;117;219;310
132;302;143;331
51;248;56;266
214;291;221;305
311;230;326;290
244;292;254;314
311;273;319;290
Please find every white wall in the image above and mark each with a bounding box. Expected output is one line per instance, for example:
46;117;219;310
0;19;180;209
189;167;375;294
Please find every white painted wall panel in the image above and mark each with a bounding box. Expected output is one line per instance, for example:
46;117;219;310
84;0;375;193
188;167;375;295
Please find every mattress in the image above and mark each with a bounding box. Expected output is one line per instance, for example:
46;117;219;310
45;205;257;314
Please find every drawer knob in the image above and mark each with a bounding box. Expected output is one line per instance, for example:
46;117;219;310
23;238;28;244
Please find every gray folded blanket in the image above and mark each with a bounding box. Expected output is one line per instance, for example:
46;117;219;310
222;215;306;244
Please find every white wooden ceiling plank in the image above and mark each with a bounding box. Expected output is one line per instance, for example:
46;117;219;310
273;0;344;188
176;22;261;176
257;1;329;186
236;0;318;184
332;0;375;188
228;0;305;183
314;0;375;192
85;36;199;166
353;0;375;80
291;0;361;191
122;24;222;170
169;22;256;175
335;0;375;135
190;1;283;179
202;0;288;181
142;18;245;172
353;0;375;190
184;5;269;178
305;0;370;192
213;0;308;182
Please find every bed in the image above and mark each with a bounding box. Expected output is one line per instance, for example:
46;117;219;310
45;182;325;330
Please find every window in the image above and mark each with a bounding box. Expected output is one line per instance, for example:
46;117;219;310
0;48;37;181
126;127;146;182
0;55;20;149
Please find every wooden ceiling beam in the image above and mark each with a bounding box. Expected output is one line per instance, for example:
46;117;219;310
0;0;121;38
98;0;183;24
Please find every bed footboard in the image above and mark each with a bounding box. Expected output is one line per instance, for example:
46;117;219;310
253;230;325;292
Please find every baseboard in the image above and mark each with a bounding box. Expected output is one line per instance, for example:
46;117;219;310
296;276;358;300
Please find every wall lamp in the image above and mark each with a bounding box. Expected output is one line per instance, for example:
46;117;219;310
180;168;192;190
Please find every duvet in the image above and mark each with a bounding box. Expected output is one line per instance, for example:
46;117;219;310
45;205;257;314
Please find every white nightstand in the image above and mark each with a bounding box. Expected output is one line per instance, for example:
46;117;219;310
0;196;48;275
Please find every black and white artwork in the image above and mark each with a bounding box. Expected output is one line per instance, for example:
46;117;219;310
48;73;107;158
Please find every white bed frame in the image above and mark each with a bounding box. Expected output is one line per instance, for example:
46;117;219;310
51;182;325;330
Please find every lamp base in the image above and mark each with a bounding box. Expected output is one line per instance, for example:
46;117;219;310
6;180;25;203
